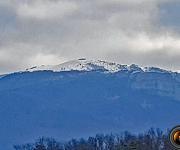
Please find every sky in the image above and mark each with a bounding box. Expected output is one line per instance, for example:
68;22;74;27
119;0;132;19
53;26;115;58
0;0;180;74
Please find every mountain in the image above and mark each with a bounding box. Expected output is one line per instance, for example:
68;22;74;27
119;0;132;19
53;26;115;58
25;58;135;73
0;59;180;150
25;58;171;73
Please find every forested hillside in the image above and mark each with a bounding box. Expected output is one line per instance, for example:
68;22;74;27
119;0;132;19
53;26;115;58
14;128;173;150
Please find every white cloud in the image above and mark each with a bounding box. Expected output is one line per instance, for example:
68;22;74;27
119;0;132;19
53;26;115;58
28;53;66;66
16;0;78;20
123;33;180;52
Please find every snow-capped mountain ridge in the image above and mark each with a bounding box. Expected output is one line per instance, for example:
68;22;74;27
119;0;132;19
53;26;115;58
25;58;172;74
0;59;180;150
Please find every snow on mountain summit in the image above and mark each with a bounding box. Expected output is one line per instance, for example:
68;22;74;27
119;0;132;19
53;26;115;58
25;58;128;73
25;58;171;74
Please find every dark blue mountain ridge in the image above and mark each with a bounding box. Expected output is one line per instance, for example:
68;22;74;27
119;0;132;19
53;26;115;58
0;59;180;150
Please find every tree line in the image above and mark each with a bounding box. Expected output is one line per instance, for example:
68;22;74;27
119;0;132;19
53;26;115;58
14;128;173;150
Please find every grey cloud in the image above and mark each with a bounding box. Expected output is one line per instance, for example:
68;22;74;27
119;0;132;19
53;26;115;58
0;0;180;74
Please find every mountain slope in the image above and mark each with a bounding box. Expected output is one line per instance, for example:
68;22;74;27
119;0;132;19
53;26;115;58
0;59;180;150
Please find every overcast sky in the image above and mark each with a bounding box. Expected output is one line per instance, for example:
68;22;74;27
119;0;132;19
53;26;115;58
0;0;180;74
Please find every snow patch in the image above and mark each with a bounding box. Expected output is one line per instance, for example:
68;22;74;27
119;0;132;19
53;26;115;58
22;58;173;74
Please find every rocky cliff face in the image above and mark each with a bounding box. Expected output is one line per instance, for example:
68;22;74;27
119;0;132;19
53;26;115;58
130;71;180;100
